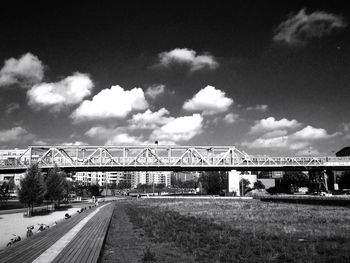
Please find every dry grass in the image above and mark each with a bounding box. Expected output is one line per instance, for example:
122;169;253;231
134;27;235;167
124;198;350;263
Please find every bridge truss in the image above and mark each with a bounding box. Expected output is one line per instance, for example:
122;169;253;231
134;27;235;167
1;145;350;173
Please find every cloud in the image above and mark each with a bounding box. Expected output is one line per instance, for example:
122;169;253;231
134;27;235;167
274;8;347;45
340;122;350;132
85;125;124;138
296;148;320;156
71;85;148;122
145;84;165;99
5;103;20;115
61;141;87;146
262;129;288;139
0;126;35;142
158;48;219;71
128;108;173;130
250;117;301;134
27;72;93;111
223;113;239;124
242;136;288;149
106;133;143;145
0;53;44;87
292;125;340;140
243;118;339;153
32;139;48;145
85;125;143;145
151;114;203;142
247;104;268;112
183;85;233;115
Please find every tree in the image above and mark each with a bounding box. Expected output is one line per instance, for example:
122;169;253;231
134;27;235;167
239;179;251;195
45;165;66;209
110;182;117;196
63;179;73;201
88;184;102;197
19;164;46;216
338;172;350;189
0;181;10;206
282;171;309;193
117;180;131;189
199;171;228;195
253;180;265;190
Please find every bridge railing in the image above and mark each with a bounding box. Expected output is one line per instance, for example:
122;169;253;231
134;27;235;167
1;156;350;170
1;145;350;171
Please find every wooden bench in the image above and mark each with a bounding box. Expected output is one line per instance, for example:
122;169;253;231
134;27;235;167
0;202;114;263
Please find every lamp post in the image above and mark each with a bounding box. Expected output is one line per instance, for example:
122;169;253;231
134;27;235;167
153;141;158;196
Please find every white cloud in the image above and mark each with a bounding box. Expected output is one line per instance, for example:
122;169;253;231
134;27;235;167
71;85;148;122
85;126;124;138
243;136;288;149
0;126;35;142
247;104;268;112
0;53;44;87
151;114;203;142
274;9;347;45
85;125;143;145
158;48;219;71
223;113;239;124
106;133;143;145
292;125;339;140
340;122;350;132
32;139;48;145
183;85;233;115
145;84;165;99
296;148;320;156
27;73;93;111
250;117;301;134
262;129;288;139
243;119;339;153
61;141;87;146
128;108;173;130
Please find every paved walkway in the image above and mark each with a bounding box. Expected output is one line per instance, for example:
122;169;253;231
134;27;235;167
0;202;114;263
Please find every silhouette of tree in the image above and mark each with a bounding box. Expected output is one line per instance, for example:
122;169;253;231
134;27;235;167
19;164;46;216
338;172;350;189
0;181;10;206
45;165;66;209
199;171;228;195
239;179;251;195
253;180;265;189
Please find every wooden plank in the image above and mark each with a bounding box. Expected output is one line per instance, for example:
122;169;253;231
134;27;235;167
0;205;100;263
53;203;114;263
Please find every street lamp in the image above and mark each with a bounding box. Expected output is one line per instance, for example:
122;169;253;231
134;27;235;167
153;141;158;196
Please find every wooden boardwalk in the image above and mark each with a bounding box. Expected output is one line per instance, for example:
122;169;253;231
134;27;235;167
0;202;114;263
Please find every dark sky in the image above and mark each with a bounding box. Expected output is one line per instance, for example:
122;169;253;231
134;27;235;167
0;1;349;156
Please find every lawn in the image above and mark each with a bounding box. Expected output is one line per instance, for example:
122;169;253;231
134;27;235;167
121;198;350;262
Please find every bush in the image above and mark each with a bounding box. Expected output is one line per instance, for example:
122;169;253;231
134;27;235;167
142;247;156;262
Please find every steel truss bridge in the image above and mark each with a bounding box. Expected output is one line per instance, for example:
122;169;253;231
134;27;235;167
1;145;350;174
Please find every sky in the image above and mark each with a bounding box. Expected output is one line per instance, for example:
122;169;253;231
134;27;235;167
0;1;349;156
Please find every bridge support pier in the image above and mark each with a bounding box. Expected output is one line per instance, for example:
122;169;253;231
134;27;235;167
228;170;241;196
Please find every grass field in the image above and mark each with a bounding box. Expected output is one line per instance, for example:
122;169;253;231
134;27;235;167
120;198;350;262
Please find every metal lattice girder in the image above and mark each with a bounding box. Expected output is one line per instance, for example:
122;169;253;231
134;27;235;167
1;145;350;172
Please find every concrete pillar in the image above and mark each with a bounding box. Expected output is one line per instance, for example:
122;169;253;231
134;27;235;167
228;170;241;196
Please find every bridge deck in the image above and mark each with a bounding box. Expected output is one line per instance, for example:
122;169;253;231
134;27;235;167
0;202;114;263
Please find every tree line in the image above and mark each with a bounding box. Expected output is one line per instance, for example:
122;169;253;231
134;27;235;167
18;164;70;216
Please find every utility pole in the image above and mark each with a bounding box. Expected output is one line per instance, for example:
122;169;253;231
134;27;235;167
105;173;108;196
